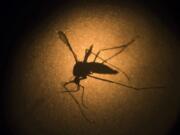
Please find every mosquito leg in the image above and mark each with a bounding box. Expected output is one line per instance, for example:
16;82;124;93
79;84;88;109
63;81;73;88
93;46;126;63
63;84;94;123
101;39;136;63
63;81;88;109
88;75;164;90
101;48;126;64
93;51;101;62
62;84;80;93
62;80;74;92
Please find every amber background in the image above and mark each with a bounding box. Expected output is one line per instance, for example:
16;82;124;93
1;1;180;135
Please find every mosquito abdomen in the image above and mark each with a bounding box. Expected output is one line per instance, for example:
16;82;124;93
88;62;118;74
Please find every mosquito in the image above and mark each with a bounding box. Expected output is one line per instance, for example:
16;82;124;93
57;31;164;123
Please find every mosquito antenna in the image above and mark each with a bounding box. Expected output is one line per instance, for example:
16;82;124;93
90;51;130;80
88;75;164;90
57;31;78;63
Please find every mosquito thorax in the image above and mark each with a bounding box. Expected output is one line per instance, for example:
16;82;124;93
73;62;91;77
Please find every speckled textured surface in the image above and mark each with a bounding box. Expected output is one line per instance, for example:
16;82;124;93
4;3;180;135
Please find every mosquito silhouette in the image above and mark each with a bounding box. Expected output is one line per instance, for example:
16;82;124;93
57;31;164;123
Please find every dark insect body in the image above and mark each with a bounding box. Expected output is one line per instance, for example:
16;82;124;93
73;62;118;77
57;31;164;123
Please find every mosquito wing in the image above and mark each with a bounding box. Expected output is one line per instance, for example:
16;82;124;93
57;31;78;63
